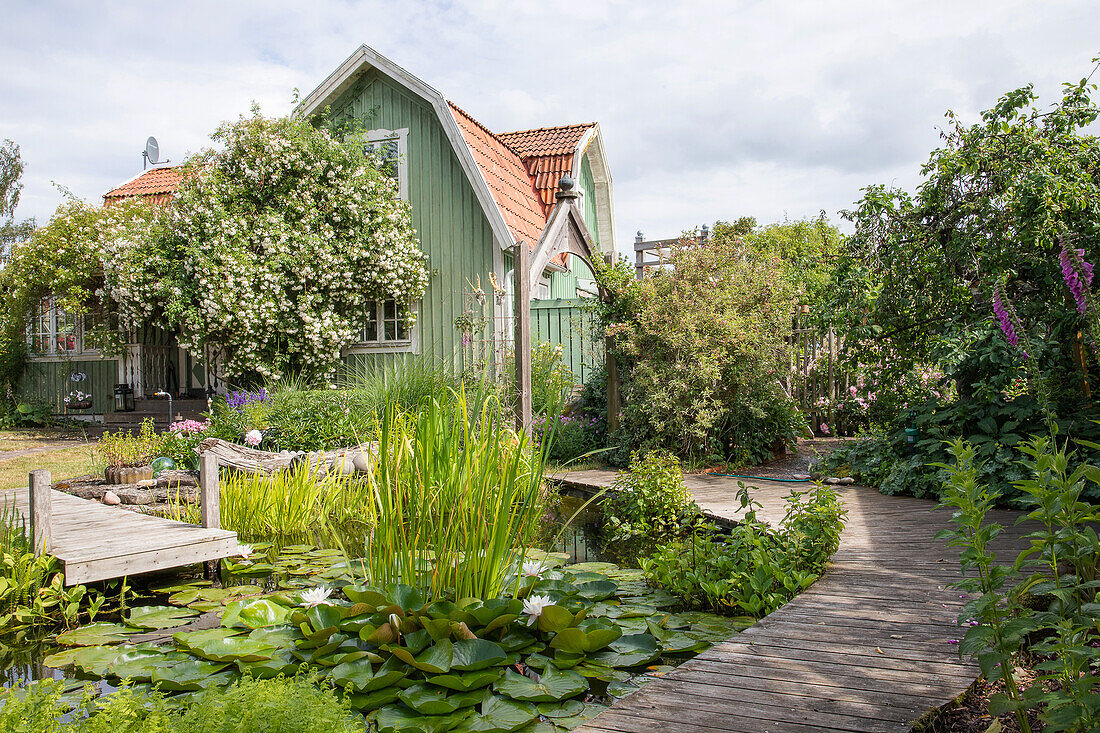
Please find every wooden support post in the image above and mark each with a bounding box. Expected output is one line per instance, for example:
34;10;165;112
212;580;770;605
513;242;533;431
28;469;51;555
199;452;220;529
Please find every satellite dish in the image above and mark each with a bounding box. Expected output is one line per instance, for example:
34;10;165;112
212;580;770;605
145;137;160;166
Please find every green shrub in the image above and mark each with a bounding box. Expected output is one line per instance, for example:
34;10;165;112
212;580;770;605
602;451;700;556
593;231;802;467
0;675;365;733
641;484;846;617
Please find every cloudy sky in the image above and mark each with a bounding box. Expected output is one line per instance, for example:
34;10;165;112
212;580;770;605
1;0;1096;255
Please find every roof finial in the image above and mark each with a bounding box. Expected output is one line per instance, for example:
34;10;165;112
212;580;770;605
556;175;579;202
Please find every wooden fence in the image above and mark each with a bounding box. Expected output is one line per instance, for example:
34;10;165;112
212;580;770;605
532;298;602;386
787;312;851;434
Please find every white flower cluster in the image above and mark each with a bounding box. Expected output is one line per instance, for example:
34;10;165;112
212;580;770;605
98;111;429;379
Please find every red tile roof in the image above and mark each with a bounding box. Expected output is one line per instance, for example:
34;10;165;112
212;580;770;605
448;102;547;246
498;123;595;211
103;166;182;206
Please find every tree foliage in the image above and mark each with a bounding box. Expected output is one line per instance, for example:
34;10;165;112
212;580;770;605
0;109;429;383
596;226;801;466
829;70;1100;397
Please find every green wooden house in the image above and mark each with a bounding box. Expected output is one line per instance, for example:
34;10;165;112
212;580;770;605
23;44;613;419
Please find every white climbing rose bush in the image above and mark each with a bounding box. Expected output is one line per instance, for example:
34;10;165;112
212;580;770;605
104;109;429;379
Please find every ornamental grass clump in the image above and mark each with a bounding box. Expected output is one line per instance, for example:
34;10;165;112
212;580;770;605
361;388;548;602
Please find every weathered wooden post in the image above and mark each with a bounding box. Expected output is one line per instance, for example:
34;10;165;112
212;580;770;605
634;231;644;280
513;241;533;431
28;469;51;555
604;253;622;433
199;452;220;529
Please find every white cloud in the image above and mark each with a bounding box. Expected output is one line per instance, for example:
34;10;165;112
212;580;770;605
1;0;1096;258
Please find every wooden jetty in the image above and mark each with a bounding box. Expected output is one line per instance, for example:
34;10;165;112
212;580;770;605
1;454;239;585
554;470;1034;733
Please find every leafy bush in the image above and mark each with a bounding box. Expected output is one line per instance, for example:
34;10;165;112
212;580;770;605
0;675;366;733
602;451;700;555
0;397;53;429
641;484;846;617
594;229;802;467
534;411;604;464
0;503;106;634
937;435;1100;732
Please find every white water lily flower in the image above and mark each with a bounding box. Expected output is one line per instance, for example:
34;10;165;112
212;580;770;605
299;586;333;608
521;561;545;579
522;594;553;626
235;543;254;558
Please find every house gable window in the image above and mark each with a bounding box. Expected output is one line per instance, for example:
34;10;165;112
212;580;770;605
362;128;409;201
27;299;97;357
350;299;417;354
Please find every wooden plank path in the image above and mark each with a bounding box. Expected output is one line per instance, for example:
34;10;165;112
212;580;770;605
0;461;239;585
553;470;1034;733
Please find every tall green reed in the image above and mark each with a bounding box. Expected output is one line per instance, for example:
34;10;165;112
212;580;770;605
361;387;549;601
175;463;372;547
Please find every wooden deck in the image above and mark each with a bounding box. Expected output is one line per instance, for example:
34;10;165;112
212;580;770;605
553;470;1034;733
0;487;239;585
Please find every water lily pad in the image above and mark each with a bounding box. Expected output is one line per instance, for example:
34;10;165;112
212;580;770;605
536;699;586;718
221;598;293;629
61;645;120;676
450;639;507;671
564;562;618;574
56;622;133;647
427;668;503;692
548;621;621;655
126;605;198;630
535;606;577;634
391;639;453;674
452;694;537;733
494;665;587;703
605;680;638;698
591;634;661;669
398;683;484;715
373;703;473;733
109;646;190;681
151;658;230;691
552;702;608;729
348;686;402;711
573;581;617;602
174;627;275;662
236;648;300;679
331;655;407;693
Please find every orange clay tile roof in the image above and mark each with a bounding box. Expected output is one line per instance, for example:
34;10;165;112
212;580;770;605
102;166;182;206
498;123;595;211
448;102;548;246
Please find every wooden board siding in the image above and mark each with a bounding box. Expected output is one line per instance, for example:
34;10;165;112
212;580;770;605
531;299;601;385
21;358;118;415
327;70;499;372
578;154;599;243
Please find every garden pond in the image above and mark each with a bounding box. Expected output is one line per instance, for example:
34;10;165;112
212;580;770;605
0;506;754;732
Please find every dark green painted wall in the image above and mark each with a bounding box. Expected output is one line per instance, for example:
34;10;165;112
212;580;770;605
22;358;119;415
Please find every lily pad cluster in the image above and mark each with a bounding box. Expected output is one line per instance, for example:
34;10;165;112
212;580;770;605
38;553;751;732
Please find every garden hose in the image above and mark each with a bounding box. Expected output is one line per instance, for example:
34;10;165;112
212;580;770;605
703;473;812;482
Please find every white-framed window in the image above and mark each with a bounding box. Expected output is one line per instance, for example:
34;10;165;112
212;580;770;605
362;128;409;201
26;299;98;356
351;299;417;353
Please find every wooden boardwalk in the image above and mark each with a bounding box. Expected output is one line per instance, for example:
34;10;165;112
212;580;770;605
553;470;1033;733
0;487;239;586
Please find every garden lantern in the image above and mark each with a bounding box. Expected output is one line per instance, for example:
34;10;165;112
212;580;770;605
113;383;135;412
904;410;920;455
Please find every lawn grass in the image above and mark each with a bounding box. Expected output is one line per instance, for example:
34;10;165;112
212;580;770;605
0;430;101;490
0;427;92;453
